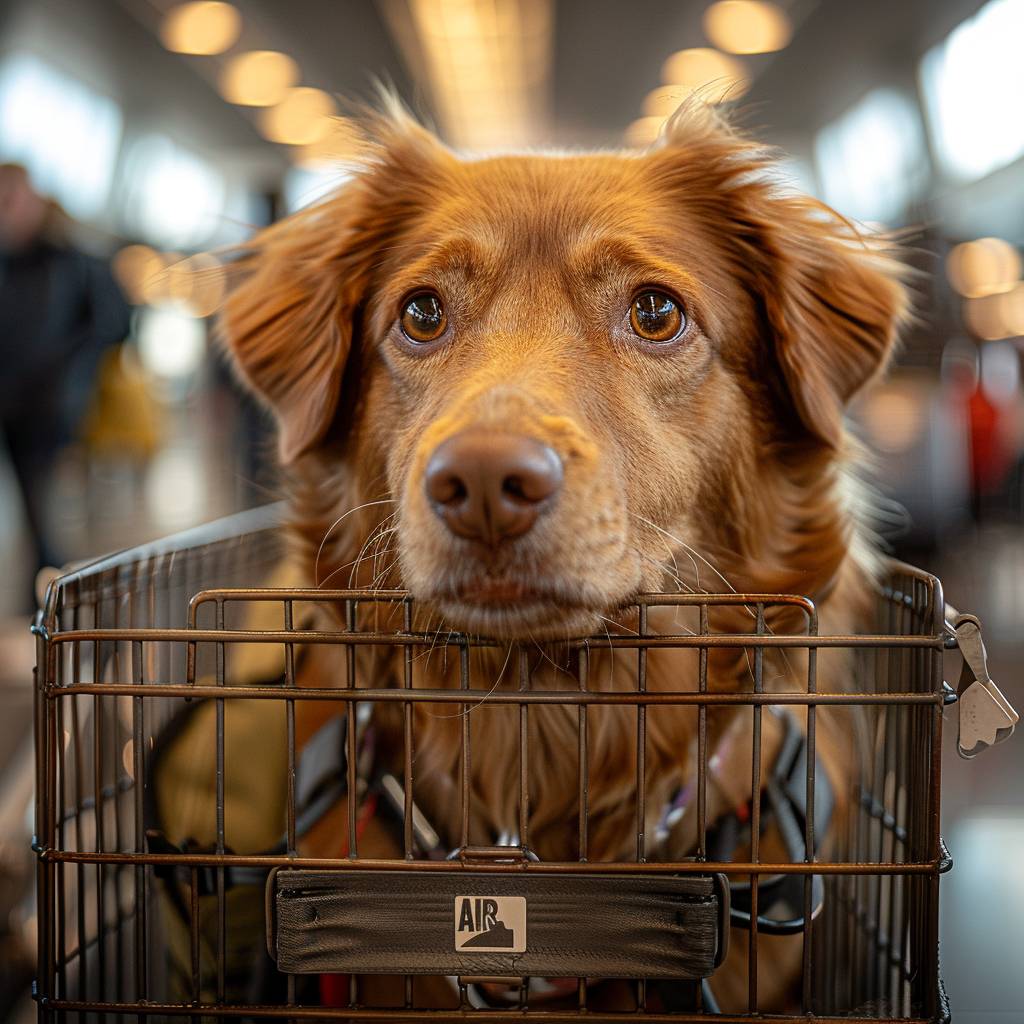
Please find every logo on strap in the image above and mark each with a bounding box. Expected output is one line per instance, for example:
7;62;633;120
454;896;526;953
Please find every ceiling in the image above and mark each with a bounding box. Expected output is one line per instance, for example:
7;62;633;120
183;0;991;151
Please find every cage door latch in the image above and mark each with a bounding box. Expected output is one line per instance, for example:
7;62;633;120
951;613;1018;759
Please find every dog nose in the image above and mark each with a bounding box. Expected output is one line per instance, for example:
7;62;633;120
425;431;563;545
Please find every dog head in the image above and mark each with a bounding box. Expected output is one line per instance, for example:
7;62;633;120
220;103;907;639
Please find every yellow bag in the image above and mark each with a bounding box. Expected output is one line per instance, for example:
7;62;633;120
81;345;163;461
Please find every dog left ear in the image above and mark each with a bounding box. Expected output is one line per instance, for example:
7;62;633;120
219;190;371;464
755;198;910;447
652;106;909;448
219;107;454;465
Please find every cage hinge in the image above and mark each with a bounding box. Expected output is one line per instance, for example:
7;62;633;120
947;611;1018;759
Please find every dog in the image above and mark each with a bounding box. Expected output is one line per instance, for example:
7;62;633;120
219;99;908;1013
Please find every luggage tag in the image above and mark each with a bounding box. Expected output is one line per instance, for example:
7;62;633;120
950;612;1018;759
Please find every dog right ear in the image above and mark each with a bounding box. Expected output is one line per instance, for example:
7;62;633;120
220;107;455;464
218;184;372;465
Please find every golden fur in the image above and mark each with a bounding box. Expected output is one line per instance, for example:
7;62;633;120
219;101;908;1012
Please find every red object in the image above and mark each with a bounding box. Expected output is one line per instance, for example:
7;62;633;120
318;791;380;1006
968;387;1012;494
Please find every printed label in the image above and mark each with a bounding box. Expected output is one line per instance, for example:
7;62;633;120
454;895;526;953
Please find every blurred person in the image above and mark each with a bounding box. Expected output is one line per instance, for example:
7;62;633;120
0;164;131;608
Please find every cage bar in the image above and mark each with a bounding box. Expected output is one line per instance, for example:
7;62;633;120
32;506;952;1023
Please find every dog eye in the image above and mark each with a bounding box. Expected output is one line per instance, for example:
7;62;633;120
629;291;685;343
400;292;447;344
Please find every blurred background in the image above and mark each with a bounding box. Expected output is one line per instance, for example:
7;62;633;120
0;0;1021;1021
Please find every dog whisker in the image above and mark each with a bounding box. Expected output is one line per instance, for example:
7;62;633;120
421;640;515;719
314;499;397;587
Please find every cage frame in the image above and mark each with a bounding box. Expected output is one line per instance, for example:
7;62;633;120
32;503;953;1023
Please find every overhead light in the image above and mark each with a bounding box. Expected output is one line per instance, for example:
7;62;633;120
136;306;207;381
219;50;299;107
118;134;226;249
642;85;694;119
996;282;1024;336
112;244;166;305
661;48;749;104
703;0;791;55
861;390;925;454
625;116;667;148
0;53;123;222
963;284;1024;342
963;292;1022;340
166;252;227;318
814;88;928;225
388;0;553;150
946;237;1021;297
292;117;364;168
160;2;242;56
919;0;1024;182
258;87;337;146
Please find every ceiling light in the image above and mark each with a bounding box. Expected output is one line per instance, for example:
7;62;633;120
963;293;1012;340
166;252;226;318
919;0;1024;183
660;48;750;104
814;88;928;224
625;116;667;148
160;2;241;56
995;283;1024;336
392;0;553;150
258;87;337;146
219;50;298;107
642;85;694;119
112;245;166;305
946;237;1022;297
703;0;792;55
292;118;364;168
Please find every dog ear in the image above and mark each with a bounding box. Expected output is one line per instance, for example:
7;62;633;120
218;188;370;464
753;196;909;447
219;107;454;464
653;106;909;447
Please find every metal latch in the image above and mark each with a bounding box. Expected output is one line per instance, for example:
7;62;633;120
948;611;1018;759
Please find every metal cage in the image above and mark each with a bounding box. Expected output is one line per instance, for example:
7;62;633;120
33;503;953;1023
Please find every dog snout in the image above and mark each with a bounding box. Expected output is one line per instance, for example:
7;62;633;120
424;431;563;546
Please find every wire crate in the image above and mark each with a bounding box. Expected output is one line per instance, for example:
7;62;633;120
33;503;954;1023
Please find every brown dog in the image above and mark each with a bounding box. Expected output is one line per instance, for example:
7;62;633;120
220;99;908;1012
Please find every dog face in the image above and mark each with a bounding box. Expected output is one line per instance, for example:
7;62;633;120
221;105;906;639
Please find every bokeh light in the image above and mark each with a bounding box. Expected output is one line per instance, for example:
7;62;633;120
112;244;167;306
660;47;750;104
861;390;926;454
703;0;792;55
946;237;1022;297
292;117;365;168
995;283;1024;337
159;2;242;56
136;305;207;380
219;50;299;107
963;292;1012;340
625;116;667;148
258;87;337;145
642;85;693;119
166;252;227;318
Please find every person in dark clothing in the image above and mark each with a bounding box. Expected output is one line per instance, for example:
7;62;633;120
0;164;131;603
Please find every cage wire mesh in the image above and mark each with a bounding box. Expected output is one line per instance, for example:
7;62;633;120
33;503;951;1022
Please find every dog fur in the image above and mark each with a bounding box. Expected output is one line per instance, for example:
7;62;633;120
219;100;908;1012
